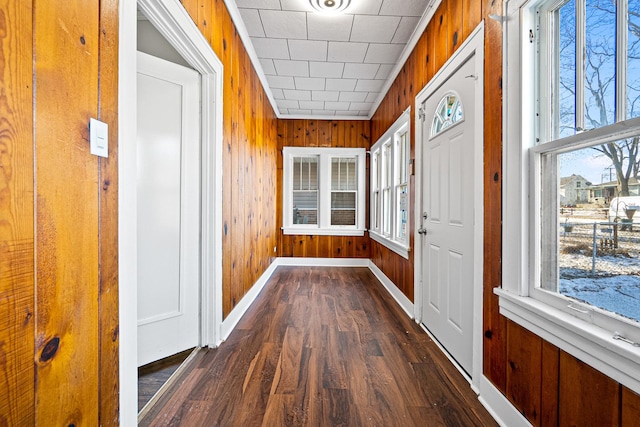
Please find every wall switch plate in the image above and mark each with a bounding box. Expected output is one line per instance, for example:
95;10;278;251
90;118;108;158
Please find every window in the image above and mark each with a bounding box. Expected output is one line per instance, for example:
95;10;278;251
500;0;640;394
370;109;410;258
283;147;365;235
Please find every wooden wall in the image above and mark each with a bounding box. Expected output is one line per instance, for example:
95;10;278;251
371;0;640;425
0;0;120;425
276;119;371;259
182;0;279;318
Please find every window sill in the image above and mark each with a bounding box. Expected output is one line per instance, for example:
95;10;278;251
369;231;409;259
495;287;640;395
282;227;365;237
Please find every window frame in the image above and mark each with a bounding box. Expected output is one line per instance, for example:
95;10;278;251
282;146;366;236
369;109;411;258
499;0;640;395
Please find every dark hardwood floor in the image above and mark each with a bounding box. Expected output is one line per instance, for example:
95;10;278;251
138;348;195;411
140;267;497;426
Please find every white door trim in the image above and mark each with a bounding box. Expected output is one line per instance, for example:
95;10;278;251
414;22;484;391
119;0;224;423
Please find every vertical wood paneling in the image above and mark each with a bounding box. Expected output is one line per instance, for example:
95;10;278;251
98;0;120;423
540;341;559;427
506;322;542;425
34;2;100;424
190;2;279;317
0;1;34;425
558;352;620;426
622;387;640;425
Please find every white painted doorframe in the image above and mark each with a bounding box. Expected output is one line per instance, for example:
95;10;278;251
414;22;484;392
118;0;224;423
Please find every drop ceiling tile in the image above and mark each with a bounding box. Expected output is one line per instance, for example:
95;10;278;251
343;63;380;79
295;77;326;90
350;16;400;43
235;0;281;9
299;100;325;109
349;102;374;110
374;64;394;79
283;89;312;101
354;79;384;91
280;0;314;11
289;40;328;61
325;101;351;110
348;0;384;15
314;110;335;115
260;58;277;75
335;110;352;115
251;38;290;59
260;10;307;39
271;88;285;99
392;17;420;44
365;92;380;102
238;9;266;37
266;75;296;89
309;62;344;78
326;78;357;91
307;14;354;42
288;109;313;115
364;43;404;64
339;92;368;102
312;91;340;101
327;42;368;63
379;0;429;16
277;99;300;109
274;59;309;77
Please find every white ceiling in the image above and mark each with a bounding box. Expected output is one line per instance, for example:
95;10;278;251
227;0;437;120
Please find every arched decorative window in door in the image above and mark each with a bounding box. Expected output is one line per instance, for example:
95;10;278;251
431;92;464;137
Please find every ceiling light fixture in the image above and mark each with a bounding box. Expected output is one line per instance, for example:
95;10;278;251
309;0;351;14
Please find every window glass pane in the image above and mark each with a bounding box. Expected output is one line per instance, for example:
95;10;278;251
557;0;577;138
331;157;357;191
331;192;356;226
292;191;317;225
629;0;640;119
293;156;318;191
383;188;390;235
397;131;408;184
431;93;463;137
585;0;616;129
396;184;408;240
541;141;640;324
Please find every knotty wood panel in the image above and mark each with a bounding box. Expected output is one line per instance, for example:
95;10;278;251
622;387;640;425
186;0;279;317
0;1;35;425
558;352;620;426
277;119;371;260
506;322;542;425
34;2;100;424
98;0;120;423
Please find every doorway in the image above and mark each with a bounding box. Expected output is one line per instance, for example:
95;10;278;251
414;25;484;384
119;0;224;422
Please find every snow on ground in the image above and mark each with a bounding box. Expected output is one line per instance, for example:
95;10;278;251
559;253;640;322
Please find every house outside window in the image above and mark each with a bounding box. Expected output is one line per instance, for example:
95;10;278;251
500;0;640;394
283;147;365;236
370;109;410;258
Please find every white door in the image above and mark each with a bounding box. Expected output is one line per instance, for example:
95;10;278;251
136;51;201;367
419;54;477;375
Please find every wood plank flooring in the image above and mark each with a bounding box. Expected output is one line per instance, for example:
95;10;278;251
140;267;497;426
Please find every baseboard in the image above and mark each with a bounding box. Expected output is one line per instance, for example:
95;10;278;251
367;260;414;319
219;260;279;342
276;257;370;267
478;376;532;427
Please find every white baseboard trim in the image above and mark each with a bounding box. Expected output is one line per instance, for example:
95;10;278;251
478;376;532;427
219;260;279;342
276;257;370;267
367;260;414;319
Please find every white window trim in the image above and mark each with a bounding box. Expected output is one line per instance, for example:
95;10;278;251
499;0;640;395
369;109;411;259
282;146;366;236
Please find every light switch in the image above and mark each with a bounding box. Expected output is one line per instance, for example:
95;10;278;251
90;118;108;158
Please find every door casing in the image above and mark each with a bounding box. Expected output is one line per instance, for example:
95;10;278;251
414;22;485;392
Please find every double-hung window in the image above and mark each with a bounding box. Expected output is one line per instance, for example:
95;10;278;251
500;0;640;393
370;109;411;258
283;147;366;236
